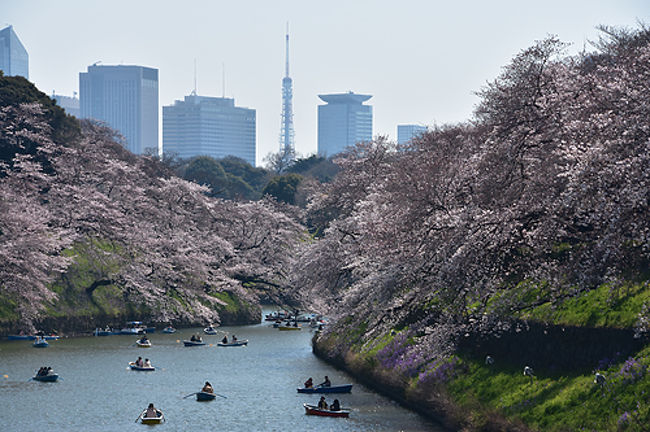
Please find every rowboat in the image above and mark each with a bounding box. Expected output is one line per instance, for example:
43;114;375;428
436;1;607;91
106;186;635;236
183;340;206;347
33;337;48;348
42;335;60;340
7;334;35;340
297;384;353;394
129;362;155;371
139;410;164;424
32;373;59;382
278;325;301;331
303;403;350;418
120;321;146;335
161;326;176;334
196;391;217;401
217;339;248;347
264;310;290;321
94;327;117;336
203;325;218;335
136;339;152;348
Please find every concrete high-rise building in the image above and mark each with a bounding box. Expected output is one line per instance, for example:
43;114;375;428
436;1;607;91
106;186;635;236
0;26;29;79
79;64;158;155
52;92;81;118
163;94;256;166
397;124;427;145
318;92;372;157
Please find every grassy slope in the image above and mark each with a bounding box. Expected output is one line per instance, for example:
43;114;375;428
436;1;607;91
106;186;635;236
444;280;650;430
316;280;650;431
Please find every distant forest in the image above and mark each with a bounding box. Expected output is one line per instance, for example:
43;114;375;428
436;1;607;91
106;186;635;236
168;152;338;204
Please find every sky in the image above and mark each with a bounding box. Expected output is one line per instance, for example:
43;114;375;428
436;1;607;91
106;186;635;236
3;0;649;165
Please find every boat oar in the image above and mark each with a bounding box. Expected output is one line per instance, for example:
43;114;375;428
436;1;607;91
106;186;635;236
214;392;228;399
182;392;198;399
134;410;145;423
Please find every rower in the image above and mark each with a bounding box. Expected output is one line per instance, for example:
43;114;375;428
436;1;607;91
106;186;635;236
318;375;331;388
144;403;158;418
202;381;214;393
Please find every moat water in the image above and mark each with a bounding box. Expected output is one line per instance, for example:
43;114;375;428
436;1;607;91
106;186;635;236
0;317;443;431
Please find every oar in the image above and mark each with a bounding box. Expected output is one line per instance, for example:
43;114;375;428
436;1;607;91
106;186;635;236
134;410;145;423
182;392;198;399
214;392;228;399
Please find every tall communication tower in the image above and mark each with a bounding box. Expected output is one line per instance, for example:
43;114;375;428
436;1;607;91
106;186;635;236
279;24;295;154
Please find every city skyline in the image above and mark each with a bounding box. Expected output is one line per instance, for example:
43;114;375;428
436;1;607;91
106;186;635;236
2;1;648;165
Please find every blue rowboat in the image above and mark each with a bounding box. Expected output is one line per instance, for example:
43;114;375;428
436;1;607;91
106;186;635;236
217;340;248;347
8;335;35;340
32;373;59;382
196;391;216;401
297;384;353;394
33;338;49;348
183;340;205;347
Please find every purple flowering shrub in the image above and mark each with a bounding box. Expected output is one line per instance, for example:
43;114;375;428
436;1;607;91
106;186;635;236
617;411;630;429
617;357;647;385
373;331;434;377
375;331;420;376
418;356;462;385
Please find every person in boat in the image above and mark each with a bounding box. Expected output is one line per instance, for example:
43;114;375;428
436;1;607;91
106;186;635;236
46;367;53;375
201;381;214;393
144;358;152;368
232;335;238;342
304;377;313;388
135;356;143;367
37;367;46;376
144;403;158;418
221;335;228;344
318;376;331;388
331;399;341;411
318;396;328;410
292;321;298;327
139;334;148;343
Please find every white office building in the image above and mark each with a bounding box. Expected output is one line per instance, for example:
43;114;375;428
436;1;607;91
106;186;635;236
163;94;256;166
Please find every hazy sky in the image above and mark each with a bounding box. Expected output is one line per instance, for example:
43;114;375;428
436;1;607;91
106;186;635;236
3;0;649;165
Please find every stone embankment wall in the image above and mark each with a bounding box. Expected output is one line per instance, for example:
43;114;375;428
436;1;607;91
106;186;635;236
457;321;646;372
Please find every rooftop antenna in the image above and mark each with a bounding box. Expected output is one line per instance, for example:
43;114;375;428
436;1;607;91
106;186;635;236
285;22;290;77
192;58;198;96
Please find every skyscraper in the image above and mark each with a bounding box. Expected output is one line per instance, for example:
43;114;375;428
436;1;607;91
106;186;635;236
279;25;295;155
317;92;372;157
0;26;29;79
79;64;159;155
52;92;81;118
397;124;427;145
163;94;256;166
